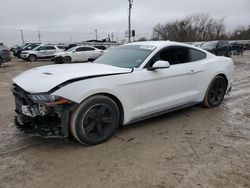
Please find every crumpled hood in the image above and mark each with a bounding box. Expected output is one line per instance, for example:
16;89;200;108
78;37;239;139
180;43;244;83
13;63;132;93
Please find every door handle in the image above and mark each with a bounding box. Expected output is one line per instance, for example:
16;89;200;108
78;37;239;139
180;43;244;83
188;70;198;74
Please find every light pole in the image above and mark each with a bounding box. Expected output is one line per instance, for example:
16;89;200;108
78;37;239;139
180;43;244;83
128;0;133;43
94;29;98;40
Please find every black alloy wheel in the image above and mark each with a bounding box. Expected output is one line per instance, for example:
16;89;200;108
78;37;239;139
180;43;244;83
203;76;227;107
82;104;115;139
70;95;120;145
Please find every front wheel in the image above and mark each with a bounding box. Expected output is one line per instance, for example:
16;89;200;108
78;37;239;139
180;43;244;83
28;55;37;62
62;56;71;63
70;95;120;145
203;76;227;108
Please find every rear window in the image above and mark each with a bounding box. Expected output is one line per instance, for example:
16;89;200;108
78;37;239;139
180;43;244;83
189;49;206;62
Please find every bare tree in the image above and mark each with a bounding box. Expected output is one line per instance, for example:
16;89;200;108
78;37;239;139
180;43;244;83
230;25;250;40
152;13;227;42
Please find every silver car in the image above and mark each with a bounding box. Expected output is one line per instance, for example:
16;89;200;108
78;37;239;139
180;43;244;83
0;43;11;66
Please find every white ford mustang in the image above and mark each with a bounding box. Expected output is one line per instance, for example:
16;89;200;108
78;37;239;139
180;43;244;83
12;41;234;145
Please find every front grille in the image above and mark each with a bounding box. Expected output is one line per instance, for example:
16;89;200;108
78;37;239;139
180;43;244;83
12;84;33;113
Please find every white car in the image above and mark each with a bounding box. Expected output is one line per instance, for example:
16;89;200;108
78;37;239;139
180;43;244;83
53;46;104;63
12;41;234;145
21;45;65;61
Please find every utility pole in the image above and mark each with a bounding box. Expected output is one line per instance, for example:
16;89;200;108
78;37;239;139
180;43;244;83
20;30;25;45
94;29;98;40
111;33;114;42
128;0;133;43
38;30;41;43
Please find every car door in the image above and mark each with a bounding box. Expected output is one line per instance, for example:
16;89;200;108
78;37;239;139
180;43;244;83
73;47;88;61
36;46;47;57
216;41;226;56
44;46;57;57
140;46;206;116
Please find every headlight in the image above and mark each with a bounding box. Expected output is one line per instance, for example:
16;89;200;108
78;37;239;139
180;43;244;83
28;94;69;105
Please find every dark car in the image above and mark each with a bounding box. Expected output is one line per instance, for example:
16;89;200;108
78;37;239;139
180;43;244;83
0;43;11;66
13;43;40;58
230;42;244;55
201;41;232;57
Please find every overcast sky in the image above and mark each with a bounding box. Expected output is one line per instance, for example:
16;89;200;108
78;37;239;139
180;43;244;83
0;0;249;45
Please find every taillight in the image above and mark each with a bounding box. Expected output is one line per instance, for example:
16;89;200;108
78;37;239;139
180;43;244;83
3;49;10;53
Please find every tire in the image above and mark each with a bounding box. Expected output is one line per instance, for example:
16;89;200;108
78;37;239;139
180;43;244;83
226;51;231;58
0;58;3;67
63;56;71;63
203;76;227;108
70;95;120;145
28;54;37;62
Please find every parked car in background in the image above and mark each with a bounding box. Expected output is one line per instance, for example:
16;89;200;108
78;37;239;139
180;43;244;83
12;41;234;145
193;42;205;47
13;43;41;58
93;45;107;50
53;46;104;64
230;42;244;55
0;43;11;66
65;43;78;50
201;41;232;57
21;44;64;61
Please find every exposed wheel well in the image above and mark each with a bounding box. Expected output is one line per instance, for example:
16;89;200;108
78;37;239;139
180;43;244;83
85;93;124;126
217;73;228;88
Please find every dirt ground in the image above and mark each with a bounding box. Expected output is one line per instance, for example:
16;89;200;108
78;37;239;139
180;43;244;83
0;53;250;188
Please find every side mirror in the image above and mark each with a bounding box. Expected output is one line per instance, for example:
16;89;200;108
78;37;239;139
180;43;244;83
147;60;170;71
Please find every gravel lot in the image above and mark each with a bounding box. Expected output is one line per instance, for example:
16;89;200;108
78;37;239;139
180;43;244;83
0;53;250;188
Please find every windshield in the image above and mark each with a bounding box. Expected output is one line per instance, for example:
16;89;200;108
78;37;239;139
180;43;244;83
94;45;156;68
202;41;217;48
66;46;78;52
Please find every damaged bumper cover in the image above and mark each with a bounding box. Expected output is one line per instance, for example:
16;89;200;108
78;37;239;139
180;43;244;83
12;84;77;138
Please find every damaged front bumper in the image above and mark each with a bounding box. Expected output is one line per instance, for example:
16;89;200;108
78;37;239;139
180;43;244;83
12;84;77;138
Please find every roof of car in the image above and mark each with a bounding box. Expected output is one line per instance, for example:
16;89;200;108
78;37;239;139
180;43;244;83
124;40;196;49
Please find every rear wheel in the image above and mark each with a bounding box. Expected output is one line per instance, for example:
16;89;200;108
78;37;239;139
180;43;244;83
28;54;37;62
0;58;3;67
70;95;120;145
63;56;71;63
203;76;227;108
226;51;232;57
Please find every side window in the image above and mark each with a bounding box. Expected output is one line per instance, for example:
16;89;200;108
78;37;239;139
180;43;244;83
159;47;188;65
46;46;56;50
75;47;85;52
189;49;206;62
83;47;95;51
76;47;95;52
57;46;65;49
37;46;45;51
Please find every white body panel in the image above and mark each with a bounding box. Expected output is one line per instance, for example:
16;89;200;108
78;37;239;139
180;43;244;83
21;45;64;59
13;41;234;125
53;46;103;62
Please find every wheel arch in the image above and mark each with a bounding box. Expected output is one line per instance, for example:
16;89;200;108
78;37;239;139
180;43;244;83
28;54;37;58
80;92;125;126
216;73;228;88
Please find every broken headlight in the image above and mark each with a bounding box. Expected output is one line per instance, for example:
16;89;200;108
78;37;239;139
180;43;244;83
28;93;69;105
